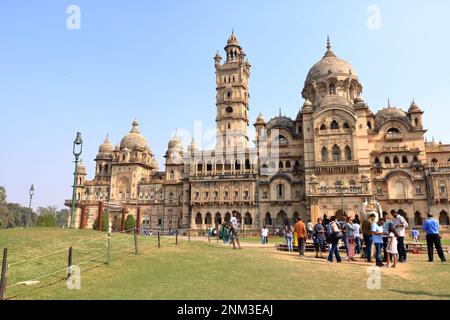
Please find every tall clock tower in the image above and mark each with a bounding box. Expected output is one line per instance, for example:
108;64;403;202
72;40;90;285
214;31;251;150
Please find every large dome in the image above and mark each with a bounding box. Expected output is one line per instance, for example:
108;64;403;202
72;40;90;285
305;38;358;84
120;119;149;151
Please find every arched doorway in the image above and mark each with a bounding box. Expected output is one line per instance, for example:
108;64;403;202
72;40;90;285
215;213;222;226
224;212;231;223
244;212;252;226
204;212;212;225
439;211;449;225
264;213;272;227
276;211;288;227
414;211;423;226
195;213;202;226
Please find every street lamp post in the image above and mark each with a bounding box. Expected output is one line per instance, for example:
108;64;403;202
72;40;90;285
28;184;35;227
70;132;83;229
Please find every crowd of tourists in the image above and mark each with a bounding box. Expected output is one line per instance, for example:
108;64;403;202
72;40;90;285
273;210;447;267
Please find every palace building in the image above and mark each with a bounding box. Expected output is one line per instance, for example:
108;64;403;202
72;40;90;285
66;33;450;231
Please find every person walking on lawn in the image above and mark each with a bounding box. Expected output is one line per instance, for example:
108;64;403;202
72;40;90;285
327;216;342;263
423;213;447;263
294;217;307;257
391;210;409;263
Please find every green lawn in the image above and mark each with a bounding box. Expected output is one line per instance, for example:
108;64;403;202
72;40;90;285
0;228;449;300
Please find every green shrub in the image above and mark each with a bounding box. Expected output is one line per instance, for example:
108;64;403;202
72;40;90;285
92;211;109;232
124;214;136;231
36;214;57;228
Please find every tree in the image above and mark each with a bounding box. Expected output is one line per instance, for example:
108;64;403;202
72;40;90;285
56;209;69;227
36;214;57;227
0;186;6;203
93;211;109;232
124;214;136;231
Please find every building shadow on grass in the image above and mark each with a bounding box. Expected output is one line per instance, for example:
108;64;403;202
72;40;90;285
389;289;450;298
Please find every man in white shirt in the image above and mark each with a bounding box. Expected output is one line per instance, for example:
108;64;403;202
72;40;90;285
261;226;269;245
391;210;409;263
229;213;241;249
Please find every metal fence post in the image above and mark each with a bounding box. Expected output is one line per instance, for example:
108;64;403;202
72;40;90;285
158;230;161;248
106;230;111;265
176;229;179;246
134;227;138;255
67;247;73;280
0;248;8;301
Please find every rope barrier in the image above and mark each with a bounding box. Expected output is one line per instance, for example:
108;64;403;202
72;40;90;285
3;228;186;298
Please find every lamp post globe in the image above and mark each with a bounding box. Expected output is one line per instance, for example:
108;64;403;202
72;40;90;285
70;132;83;228
28;184;35;227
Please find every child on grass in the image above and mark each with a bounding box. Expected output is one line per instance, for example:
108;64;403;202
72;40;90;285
386;227;399;268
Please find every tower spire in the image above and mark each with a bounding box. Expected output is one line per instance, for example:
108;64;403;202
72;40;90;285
327;35;331;50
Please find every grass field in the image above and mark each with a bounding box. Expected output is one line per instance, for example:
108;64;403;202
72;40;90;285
0;228;449;300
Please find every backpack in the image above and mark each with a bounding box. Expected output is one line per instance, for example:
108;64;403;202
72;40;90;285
325;223;333;243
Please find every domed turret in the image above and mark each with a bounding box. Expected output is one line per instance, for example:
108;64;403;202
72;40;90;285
120;119;149;151
165;131;184;164
255;113;266;125
98;135;114;154
188;139;198;153
408;99;422;113
77;160;87;175
301;98;313;113
354;95;366;109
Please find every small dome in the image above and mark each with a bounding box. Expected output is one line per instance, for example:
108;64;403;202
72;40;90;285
77;160;87;175
409;100;421;113
120;119;149;151
98;135;114;154
168;133;182;149
376;107;407;119
266;116;295;131
303;99;313;107
305;38;358;85
188;139;198;153
354;95;365;104
255;113;266;125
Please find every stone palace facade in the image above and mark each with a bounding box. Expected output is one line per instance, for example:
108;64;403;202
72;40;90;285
66;33;450;231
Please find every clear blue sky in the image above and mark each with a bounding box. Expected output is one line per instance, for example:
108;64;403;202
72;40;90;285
1;0;449;210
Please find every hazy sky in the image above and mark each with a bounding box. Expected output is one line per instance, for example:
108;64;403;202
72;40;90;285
1;0;449;210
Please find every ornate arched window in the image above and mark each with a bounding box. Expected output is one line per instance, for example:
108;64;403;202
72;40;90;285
343;122;350;129
235;159;241;170
329;83;336;95
279;161;284;169
195;213;202;225
402;156;408;164
385;157;391;164
332;145;341;161
321;147;328;162
345;146;352;161
277;184;285;198
320;124;327;131
331;120;339;130
205;213;212;225
393;156;400;164
225;106;233;114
